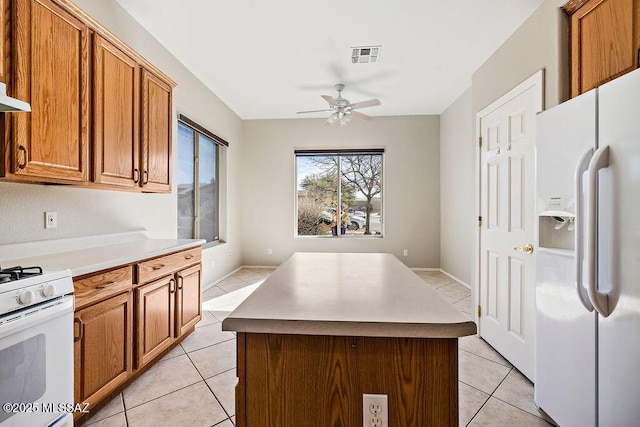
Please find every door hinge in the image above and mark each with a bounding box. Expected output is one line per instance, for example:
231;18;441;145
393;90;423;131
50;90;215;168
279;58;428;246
478;136;483;148
478;216;482;227
477;306;481;317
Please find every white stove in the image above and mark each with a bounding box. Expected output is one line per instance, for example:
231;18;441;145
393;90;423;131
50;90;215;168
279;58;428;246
0;265;75;427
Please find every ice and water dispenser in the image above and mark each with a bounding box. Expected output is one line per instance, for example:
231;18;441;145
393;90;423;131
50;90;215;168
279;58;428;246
538;195;575;251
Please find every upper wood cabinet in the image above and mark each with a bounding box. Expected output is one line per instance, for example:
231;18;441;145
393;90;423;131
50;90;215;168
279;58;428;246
566;0;640;96
0;0;175;191
93;34;140;188
9;0;90;182
141;69;172;192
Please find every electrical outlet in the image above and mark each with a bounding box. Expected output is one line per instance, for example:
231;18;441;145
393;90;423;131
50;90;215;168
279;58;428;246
45;211;57;229
403;249;409;257
267;248;273;255
363;394;388;427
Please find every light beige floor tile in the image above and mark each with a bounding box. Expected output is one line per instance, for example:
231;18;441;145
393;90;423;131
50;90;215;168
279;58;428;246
494;369;546;418
422;273;456;287
459;350;511;394
231;271;266;284
202;292;242;308
231;415;235;424
459;336;512;367
160;343;185;361
180;321;235;353
206;369;237;416
83;394;124;425
123;354;202;409
218;280;256;293
413;270;441;276
82;411;127;427
454;298;472;313
126;381;227;427
209;303;243;322
195;310;219;328
203;286;228;301
227;283;260;302
217;276;245;286
214;419;234;427
468;397;552;426
459;382;490;427
189;339;236;379
437;282;472;302
247;267;275;275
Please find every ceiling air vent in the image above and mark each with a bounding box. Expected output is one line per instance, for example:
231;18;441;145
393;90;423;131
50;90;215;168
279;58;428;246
351;46;381;64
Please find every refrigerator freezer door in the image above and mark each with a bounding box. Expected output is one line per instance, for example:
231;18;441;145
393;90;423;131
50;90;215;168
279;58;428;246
535;89;598;427
596;68;640;426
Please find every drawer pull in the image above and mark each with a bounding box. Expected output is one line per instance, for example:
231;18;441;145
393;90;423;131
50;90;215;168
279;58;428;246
185;255;193;260
152;264;165;270
95;281;116;289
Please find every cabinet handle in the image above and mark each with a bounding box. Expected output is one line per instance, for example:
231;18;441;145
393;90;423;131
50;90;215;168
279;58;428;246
152;264;165;270
74;318;84;342
134;168;140;183
184;255;193;260
178;276;183;290
143;170;149;185
17;145;28;169
169;278;176;294
95;281;116;289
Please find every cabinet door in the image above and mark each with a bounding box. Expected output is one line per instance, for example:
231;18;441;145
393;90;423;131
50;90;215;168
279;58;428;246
571;0;640;96
140;68;172;192
0;0;7;83
74;292;133;409
136;275;175;367
176;263;202;337
93;35;140;188
11;0;89;182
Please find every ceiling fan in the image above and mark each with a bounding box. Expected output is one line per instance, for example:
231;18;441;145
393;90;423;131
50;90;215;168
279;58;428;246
297;83;381;126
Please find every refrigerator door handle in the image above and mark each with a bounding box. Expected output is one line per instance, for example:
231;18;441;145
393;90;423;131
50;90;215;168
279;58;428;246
575;147;594;311
586;144;611;317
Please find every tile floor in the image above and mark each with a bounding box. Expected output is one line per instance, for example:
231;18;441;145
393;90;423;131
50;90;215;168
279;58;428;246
81;268;554;427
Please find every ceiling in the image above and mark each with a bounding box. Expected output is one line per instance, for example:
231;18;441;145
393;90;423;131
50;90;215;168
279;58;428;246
114;0;545;120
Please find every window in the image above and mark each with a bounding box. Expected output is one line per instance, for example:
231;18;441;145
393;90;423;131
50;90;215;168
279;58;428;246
177;114;228;243
295;149;383;237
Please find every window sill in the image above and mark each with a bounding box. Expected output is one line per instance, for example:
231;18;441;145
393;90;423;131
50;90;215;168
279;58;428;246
202;239;226;250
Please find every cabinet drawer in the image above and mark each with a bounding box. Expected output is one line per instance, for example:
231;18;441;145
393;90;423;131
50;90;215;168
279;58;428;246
74;266;132;310
137;248;201;284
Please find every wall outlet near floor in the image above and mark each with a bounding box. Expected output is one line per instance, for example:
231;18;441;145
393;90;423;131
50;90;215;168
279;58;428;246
403;249;409;257
44;211;57;229
363;394;388;427
267;248;273;255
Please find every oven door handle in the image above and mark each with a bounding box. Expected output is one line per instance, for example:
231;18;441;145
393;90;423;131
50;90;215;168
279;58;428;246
0;296;74;339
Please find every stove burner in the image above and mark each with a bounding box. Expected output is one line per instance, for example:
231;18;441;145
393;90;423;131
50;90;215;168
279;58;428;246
0;266;43;283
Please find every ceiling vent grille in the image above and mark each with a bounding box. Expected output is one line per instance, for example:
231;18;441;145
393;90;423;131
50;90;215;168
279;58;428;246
351;46;381;64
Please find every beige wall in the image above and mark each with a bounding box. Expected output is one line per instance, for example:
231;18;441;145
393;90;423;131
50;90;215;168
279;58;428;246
0;0;245;286
241;116;440;268
440;89;473;286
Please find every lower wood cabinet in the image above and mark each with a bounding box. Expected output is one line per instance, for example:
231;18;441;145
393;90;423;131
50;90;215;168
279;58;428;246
73;247;202;422
74;291;133;410
136;275;176;367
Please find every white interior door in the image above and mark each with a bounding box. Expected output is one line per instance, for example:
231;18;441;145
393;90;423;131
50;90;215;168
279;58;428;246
478;71;543;381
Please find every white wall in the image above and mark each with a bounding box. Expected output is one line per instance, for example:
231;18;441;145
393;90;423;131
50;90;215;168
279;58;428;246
241;116;440;268
0;0;245;286
439;89;473;286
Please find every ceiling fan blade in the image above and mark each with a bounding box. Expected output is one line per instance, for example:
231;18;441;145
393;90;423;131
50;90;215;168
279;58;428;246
349;99;381;110
351;111;372;121
297;108;333;114
321;95;338;107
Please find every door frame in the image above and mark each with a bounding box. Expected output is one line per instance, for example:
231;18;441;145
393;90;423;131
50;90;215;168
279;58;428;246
474;69;544;335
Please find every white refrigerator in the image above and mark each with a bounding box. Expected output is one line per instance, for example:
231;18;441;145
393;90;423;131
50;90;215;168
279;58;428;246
535;68;640;427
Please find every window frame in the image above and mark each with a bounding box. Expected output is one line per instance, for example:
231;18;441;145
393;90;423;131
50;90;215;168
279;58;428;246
294;149;385;239
177;114;228;246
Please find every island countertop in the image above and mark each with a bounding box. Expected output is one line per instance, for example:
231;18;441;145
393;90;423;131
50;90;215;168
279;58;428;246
222;252;477;339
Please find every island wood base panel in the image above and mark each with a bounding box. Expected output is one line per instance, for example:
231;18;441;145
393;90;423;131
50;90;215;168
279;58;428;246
235;332;459;427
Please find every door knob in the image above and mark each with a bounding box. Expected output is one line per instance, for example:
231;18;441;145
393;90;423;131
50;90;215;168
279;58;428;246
513;244;534;254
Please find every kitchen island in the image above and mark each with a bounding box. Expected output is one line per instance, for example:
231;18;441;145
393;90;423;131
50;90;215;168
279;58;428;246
222;252;476;427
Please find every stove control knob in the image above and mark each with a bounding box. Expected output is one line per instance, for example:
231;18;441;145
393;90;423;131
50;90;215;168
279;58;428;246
18;290;36;305
41;284;57;298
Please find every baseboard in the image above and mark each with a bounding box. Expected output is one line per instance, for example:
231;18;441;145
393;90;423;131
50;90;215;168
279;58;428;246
242;265;278;269
440;269;471;290
411;267;441;272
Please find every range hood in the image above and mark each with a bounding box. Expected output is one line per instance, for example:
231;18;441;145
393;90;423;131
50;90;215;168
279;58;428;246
0;82;30;112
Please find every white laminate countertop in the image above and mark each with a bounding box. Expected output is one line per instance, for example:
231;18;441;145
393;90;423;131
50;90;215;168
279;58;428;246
0;239;206;277
222;252;477;339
